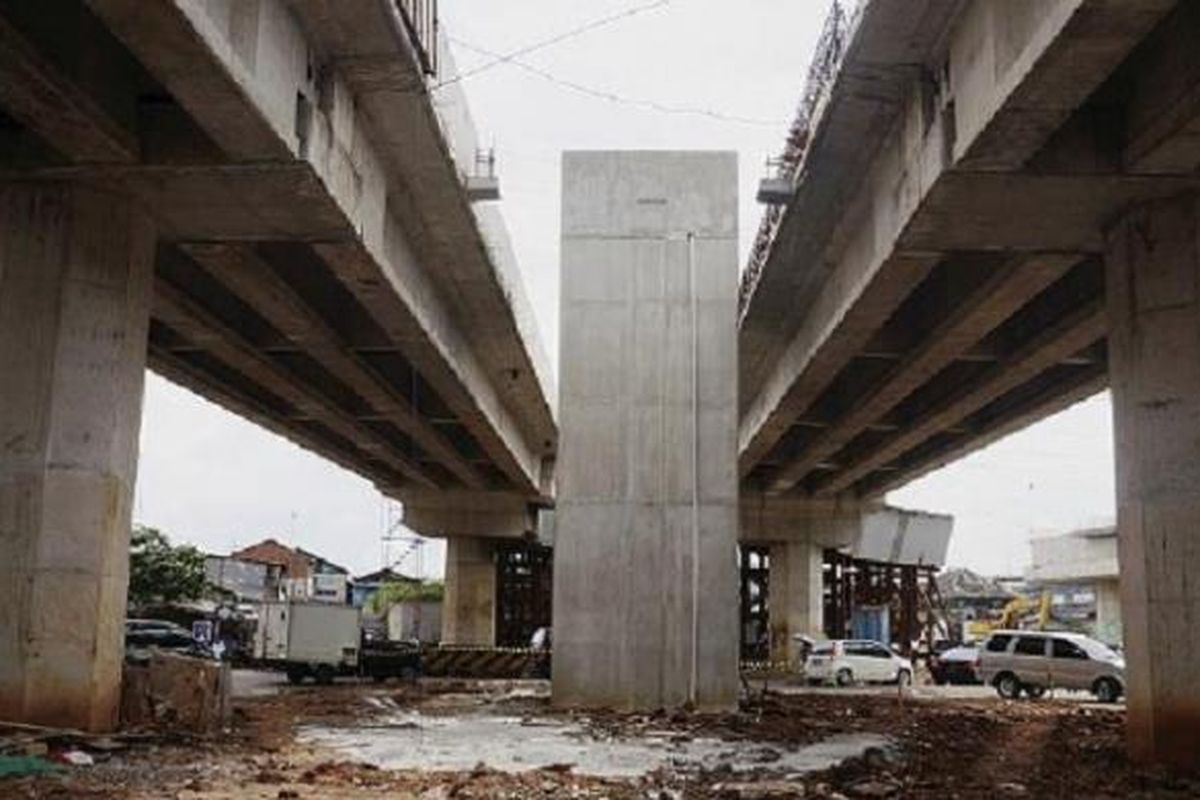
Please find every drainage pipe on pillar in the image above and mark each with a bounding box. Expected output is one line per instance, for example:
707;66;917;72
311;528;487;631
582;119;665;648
688;231;700;706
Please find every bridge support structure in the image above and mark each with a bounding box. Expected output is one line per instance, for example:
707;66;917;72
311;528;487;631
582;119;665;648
0;183;153;731
1107;193;1200;769
552;151;740;711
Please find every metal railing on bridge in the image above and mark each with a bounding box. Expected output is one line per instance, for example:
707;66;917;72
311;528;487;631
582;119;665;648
396;0;439;77
739;0;861;317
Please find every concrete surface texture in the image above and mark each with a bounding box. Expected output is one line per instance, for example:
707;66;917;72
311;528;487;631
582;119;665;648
441;537;497;646
738;0;1181;499
1106;193;1200;769
0;184;154;731
1028;527;1118;583
0;0;557;503
768;539;825;666
553;151;740;710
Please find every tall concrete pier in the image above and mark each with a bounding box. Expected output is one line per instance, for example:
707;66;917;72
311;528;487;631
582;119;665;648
1106;194;1200;768
0;184;154;730
553;151;739;710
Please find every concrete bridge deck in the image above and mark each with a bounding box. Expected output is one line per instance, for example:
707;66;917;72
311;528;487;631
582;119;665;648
0;0;556;499
738;0;1190;498
737;0;1200;767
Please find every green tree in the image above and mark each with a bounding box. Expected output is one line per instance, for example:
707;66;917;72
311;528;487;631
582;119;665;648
366;580;444;615
127;526;207;608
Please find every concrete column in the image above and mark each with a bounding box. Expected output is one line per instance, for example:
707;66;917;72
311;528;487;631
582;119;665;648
1106;192;1200;768
0;183;154;731
554;152;740;710
1093;578;1122;648
768;540;825;666
440;537;496;646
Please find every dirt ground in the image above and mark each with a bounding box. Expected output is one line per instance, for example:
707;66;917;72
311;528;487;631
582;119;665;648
4;677;1199;799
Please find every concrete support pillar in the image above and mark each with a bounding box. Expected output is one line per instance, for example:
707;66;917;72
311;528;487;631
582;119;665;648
440;537;496;646
554;152;740;710
768;540;825;666
0;184;154;731
1106;193;1200;768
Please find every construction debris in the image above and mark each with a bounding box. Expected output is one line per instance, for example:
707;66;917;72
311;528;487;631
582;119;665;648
5;678;1200;798
120;651;232;735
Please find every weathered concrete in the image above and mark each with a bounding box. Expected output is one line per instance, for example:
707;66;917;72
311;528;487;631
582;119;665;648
768;539;825;666
553;152;739;710
739;0;1176;498
0;183;154;731
1106;193;1200;769
441;537;497;646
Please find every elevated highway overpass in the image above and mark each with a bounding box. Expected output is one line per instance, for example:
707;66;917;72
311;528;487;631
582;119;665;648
738;0;1200;767
0;0;554;730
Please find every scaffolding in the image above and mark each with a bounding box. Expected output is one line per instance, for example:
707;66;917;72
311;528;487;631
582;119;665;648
740;0;860;316
823;550;946;658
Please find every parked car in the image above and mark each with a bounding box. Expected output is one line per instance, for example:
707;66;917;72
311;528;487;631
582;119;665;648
930;645;982;685
125;619;195;651
805;640;913;687
976;630;1125;702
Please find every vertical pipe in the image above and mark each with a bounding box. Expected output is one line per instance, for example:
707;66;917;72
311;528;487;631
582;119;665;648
688;231;700;705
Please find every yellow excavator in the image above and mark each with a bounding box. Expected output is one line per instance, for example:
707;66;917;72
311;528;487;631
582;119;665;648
966;592;1052;641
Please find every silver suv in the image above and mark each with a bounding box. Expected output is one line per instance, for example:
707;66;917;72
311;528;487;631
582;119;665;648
977;630;1125;702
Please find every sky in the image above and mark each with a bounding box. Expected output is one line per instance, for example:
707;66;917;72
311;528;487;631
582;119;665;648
132;0;1116;579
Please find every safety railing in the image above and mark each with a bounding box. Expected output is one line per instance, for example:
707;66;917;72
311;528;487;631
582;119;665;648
396;0;439;77
739;0;862;317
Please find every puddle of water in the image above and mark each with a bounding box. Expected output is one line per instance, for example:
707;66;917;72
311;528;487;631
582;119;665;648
300;712;889;778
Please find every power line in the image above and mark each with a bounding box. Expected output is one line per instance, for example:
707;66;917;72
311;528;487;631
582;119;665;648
449;36;787;128
435;0;671;90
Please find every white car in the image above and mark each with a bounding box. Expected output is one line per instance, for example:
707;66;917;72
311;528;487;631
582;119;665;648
805;639;913;687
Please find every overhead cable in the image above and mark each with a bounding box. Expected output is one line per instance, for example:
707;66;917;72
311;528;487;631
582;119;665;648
449;36;786;128
435;0;671;89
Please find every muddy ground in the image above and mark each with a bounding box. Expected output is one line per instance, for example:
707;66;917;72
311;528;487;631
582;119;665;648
4;677;1198;799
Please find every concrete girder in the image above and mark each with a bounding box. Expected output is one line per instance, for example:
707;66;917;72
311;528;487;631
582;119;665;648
147;346;407;492
180;242;487;490
858;362;1107;498
767;253;1081;492
151;275;438;490
951;0;1176;172
738;0;964;407
816;300;1106;496
739;254;940;478
287;0;558;453
740;0;1178;492
0;13;136;163
80;0;550;495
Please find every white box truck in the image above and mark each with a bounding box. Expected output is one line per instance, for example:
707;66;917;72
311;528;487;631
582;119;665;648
253;600;422;684
254;601;362;684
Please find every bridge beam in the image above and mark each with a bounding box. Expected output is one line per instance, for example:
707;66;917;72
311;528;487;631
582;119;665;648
1107;193;1200;769
0;183;153;731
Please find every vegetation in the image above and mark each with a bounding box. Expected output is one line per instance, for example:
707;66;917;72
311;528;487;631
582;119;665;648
127;526;207;609
366;579;444;614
